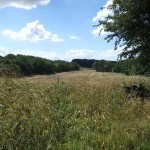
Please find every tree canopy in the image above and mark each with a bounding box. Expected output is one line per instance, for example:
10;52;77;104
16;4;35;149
0;54;79;77
72;59;96;68
98;0;150;75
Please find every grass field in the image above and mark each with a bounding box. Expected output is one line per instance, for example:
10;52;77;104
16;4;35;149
1;68;150;150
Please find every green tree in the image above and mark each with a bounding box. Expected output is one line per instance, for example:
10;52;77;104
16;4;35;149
93;60;106;72
97;0;150;75
72;59;96;68
1;54;79;77
93;60;116;72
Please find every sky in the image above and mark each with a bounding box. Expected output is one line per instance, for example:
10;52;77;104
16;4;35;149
0;0;121;61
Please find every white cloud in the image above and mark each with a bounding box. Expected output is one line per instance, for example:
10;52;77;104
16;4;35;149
69;35;80;40
0;0;51;9
92;0;113;37
15;48;121;61
66;49;95;60
2;20;64;42
9;49;59;60
92;25;111;36
65;49;121;61
92;0;113;23
0;47;122;61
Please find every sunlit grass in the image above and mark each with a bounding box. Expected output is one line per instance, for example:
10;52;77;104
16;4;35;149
0;70;150;149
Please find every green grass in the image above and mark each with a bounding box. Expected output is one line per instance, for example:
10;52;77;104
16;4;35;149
0;70;150;150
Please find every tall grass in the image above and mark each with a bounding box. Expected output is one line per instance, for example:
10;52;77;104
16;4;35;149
0;72;150;150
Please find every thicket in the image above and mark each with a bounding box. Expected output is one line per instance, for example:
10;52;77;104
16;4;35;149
92;60;116;72
72;59;96;68
72;58;150;76
113;59;149;76
0;54;149;77
0;54;79;77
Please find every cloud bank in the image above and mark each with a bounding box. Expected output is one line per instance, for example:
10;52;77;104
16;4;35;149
0;0;51;9
2;20;64;42
0;47;121;61
65;49;120;61
92;0;113;23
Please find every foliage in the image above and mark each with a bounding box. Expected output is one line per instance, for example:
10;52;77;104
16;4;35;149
72;58;148;76
72;59;96;68
0;54;79;77
54;60;79;73
113;59;137;75
97;0;150;75
0;57;22;77
113;58;150;76
92;60;116;72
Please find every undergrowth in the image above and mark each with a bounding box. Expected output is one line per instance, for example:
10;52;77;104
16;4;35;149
0;75;150;150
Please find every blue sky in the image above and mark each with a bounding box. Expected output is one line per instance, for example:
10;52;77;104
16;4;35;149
0;0;120;61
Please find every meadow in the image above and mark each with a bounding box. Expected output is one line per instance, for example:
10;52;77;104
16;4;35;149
0;68;150;150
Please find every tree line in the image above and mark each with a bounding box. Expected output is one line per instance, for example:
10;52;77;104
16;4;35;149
0;54;79;77
72;59;96;68
0;54;149;77
72;58;149;76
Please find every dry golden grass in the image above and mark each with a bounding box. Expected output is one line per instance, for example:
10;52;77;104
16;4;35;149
1;68;150;149
21;68;150;90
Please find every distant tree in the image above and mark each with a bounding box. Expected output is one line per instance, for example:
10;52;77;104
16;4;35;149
1;54;79;77
103;61;116;72
68;62;80;71
93;60;116;72
5;54;16;60
72;59;96;68
97;0;150;75
54;60;79;72
0;58;21;77
113;59;144;75
14;55;33;75
93;60;105;72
